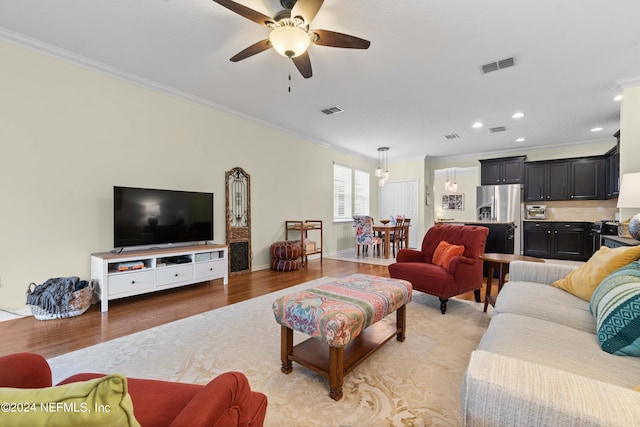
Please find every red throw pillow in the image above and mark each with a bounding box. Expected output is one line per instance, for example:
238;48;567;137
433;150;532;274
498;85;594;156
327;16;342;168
433;241;465;269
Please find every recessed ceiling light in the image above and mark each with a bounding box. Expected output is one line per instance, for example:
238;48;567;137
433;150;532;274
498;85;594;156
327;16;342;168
591;127;603;132
512;112;525;119
472;122;483;129
613;94;623;101
516;138;526;142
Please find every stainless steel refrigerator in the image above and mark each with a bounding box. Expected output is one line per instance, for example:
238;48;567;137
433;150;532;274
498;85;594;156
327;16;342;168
476;184;522;254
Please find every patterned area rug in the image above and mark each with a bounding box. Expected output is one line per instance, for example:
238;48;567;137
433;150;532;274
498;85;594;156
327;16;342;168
48;277;490;426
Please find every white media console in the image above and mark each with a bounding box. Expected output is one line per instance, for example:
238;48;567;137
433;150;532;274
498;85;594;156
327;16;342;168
91;244;228;312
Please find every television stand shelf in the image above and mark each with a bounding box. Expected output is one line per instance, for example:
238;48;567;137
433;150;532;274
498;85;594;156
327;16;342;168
91;244;228;312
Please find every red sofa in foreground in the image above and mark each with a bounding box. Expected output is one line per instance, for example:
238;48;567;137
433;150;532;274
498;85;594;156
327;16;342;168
0;352;267;427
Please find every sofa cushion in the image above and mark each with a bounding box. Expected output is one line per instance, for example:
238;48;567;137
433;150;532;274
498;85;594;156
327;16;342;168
494;281;595;333
590;261;640;356
0;374;139;427
432;241;464;269
551;245;640;301
478;312;640;389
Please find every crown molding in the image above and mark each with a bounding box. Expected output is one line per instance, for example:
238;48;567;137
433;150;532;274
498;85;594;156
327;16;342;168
0;27;370;160
616;75;640;88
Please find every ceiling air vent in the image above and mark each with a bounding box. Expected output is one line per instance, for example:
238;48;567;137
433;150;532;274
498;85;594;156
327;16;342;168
444;133;460;140
320;106;344;115
480;56;516;74
489;126;507;133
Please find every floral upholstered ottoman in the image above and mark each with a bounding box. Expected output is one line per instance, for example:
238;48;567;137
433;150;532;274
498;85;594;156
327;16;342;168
272;273;413;400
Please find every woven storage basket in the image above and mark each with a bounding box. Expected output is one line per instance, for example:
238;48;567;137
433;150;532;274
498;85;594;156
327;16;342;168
27;280;95;320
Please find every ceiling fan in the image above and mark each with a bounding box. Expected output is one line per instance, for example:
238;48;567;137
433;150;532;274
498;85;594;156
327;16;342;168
212;0;370;78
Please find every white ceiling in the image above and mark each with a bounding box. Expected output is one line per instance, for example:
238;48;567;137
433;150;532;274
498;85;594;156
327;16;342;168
1;0;639;161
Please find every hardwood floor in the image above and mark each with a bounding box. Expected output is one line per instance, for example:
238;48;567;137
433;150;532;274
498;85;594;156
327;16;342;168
0;259;492;359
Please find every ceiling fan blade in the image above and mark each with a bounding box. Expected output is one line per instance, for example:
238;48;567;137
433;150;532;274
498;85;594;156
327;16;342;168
212;0;274;27
311;29;371;49
230;39;272;62
292;52;312;78
291;0;324;26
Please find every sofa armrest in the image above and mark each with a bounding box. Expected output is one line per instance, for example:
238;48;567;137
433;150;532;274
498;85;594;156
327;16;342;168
462;350;640;427
0;353;52;388
396;248;424;263
508;261;578;285
169;371;266;427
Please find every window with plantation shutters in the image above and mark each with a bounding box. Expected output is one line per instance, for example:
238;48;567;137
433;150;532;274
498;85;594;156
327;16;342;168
333;164;352;221
354;169;370;216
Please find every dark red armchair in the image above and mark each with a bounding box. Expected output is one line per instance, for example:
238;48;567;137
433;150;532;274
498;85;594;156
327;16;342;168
0;352;267;427
388;225;488;314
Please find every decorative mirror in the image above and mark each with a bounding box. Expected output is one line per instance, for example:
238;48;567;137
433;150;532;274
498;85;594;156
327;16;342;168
225;167;251;275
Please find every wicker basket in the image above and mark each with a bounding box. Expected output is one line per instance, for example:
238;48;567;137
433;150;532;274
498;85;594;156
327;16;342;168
618;222;632;238
27;280;95;320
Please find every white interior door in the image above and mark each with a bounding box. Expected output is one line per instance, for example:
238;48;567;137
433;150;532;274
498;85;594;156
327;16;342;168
379;180;419;248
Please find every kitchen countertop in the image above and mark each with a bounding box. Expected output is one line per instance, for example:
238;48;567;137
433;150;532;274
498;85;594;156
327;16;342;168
522;219;596;223
461;221;514;225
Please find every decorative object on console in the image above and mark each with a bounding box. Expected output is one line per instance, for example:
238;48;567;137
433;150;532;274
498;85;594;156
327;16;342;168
226;167;252;275
617;172;640;240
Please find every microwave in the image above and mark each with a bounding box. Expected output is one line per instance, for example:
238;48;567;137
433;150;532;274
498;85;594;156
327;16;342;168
526;205;547;220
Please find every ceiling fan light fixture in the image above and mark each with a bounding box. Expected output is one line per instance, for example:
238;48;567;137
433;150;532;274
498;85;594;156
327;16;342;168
269;26;310;58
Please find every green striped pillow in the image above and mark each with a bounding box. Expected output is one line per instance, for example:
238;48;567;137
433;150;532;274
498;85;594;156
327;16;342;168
590;261;640;356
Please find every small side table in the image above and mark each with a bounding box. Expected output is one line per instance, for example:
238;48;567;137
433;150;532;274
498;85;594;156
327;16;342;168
481;253;544;312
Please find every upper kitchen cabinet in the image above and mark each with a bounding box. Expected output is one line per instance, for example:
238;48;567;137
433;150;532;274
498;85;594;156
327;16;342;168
524;160;569;201
605;130;621;199
569;156;605;200
480;156;526;185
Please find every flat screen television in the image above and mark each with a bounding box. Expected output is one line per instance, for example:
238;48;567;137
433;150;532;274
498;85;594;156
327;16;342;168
114;186;214;248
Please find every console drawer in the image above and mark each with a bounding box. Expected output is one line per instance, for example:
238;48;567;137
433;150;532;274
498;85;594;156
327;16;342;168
156;265;193;287
108;270;154;296
195;260;225;280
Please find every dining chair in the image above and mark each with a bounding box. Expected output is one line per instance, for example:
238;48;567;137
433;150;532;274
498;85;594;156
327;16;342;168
353;215;382;256
390;218;408;257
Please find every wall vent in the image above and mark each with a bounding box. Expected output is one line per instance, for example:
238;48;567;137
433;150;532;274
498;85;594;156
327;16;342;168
320;106;344;115
489;126;507;133
481;56;516;74
444;133;460;140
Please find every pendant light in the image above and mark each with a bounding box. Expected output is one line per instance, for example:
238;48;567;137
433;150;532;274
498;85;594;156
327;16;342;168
376;147;390;186
450;168;458;193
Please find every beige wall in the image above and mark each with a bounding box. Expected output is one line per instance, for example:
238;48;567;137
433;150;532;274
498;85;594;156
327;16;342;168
0;40;377;311
619;84;640;222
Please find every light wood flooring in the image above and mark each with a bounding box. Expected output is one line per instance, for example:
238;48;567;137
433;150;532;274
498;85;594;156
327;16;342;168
0;259;494;359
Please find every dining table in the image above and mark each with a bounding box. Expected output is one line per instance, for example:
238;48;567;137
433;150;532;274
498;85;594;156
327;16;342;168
372;223;409;259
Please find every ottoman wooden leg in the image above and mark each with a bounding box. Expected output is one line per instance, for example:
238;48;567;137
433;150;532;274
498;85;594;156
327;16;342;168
281;326;293;374
396;305;406;342
329;346;344;401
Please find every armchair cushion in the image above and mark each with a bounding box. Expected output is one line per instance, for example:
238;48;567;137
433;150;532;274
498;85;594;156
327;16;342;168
432;241;465;269
0;374;139;427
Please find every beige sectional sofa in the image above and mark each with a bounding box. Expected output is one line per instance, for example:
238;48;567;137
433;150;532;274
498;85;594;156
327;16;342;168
462;260;640;426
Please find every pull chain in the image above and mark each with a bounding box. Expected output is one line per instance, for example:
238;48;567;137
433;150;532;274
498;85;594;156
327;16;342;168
288;60;292;93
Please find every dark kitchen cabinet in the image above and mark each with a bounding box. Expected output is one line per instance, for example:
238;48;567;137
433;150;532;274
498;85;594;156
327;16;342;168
605;131;620;199
523;221;590;261
569;157;605;200
480;156;526;185
524;161;568;201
